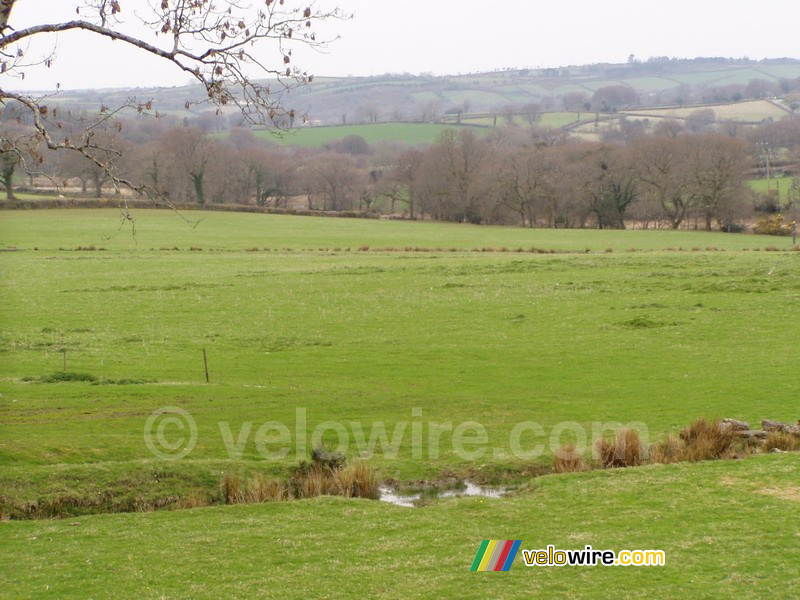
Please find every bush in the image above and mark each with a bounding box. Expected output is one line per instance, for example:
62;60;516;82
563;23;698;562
753;214;792;236
37;371;97;383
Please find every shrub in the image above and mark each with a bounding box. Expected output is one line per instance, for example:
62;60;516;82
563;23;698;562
38;371;97;383
753;214;792;236
310;445;347;471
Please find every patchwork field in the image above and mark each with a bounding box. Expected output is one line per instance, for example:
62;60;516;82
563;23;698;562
622;100;789;122
0;209;798;596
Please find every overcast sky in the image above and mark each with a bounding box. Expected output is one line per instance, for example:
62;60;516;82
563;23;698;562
4;0;800;91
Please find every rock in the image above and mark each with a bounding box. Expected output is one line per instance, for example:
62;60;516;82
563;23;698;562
722;418;750;431
762;419;800;436
735;430;768;439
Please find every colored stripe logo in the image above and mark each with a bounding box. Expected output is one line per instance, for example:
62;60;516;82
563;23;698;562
470;540;522;571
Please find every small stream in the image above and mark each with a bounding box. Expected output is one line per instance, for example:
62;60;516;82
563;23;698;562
378;482;509;507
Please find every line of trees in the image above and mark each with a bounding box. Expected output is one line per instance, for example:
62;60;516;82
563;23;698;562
2;106;799;230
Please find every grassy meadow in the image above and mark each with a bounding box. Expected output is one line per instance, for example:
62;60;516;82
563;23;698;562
0;209;798;596
749;176;797;206
622;100;789;122
1;455;798;598
254;123;483;147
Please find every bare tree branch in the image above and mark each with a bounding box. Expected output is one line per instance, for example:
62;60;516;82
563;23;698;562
0;0;347;226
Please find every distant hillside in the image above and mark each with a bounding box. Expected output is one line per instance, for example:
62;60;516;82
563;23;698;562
40;57;800;130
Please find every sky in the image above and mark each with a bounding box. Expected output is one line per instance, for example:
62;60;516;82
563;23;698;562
3;0;800;91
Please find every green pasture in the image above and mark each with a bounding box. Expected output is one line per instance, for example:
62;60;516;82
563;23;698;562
0;454;797;598
461;112;584;128
0;209;796;252
1;209;798;513
254;123;478;147
1;208;799;595
749;176;797;205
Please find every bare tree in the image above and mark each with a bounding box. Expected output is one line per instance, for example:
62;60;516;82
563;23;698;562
59;130;130;197
392;149;423;219
0;118;24;198
686;134;749;231
157;127;215;204
419;130;488;223
0;0;345;204
311;153;361;211
520;102;542;127
633;136;693;229
575;144;637;229
500;104;517;126
493;145;557;227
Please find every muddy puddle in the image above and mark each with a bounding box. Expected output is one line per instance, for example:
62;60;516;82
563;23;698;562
378;482;510;507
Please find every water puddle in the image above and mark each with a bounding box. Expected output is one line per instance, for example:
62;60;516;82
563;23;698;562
378;482;509;508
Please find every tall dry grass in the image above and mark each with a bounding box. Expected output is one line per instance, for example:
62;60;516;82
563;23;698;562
223;456;380;506
679;418;735;462
596;428;646;468
554;444;588;473
291;460;379;500
764;431;800;452
650;435;684;464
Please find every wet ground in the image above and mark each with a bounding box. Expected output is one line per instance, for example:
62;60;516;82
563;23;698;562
378;482;510;507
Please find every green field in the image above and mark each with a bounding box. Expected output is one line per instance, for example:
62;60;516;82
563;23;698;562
1;455;798;598
1;210;798;596
749;176;798;205
255;123;482;147
622;100;789;122
460;112;584;128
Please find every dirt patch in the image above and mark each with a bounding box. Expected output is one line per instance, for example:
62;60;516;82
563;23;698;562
757;486;800;502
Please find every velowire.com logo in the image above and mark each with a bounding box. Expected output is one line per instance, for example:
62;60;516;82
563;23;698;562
469;540;522;572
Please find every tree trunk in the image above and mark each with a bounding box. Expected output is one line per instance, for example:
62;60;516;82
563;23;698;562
4;178;15;200
192;173;205;205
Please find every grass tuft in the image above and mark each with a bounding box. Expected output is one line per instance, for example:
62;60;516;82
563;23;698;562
36;371;98;383
680;418;735;461
764;431;800;452
650;435;684;464
596;428;646;468
554;444;588;473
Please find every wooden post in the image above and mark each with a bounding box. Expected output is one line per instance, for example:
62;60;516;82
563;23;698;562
203;349;209;383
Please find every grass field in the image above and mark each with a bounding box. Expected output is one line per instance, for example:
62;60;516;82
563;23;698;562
623;100;789;122
749;176;798;205
253;123;481;147
460;112;584;128
1;454;798;598
1;209;798;596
